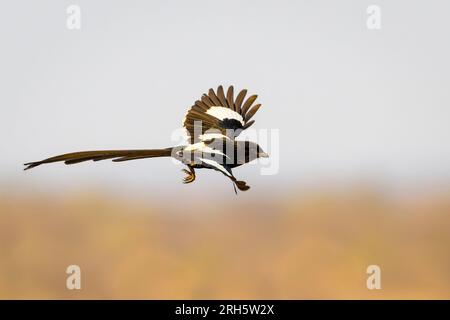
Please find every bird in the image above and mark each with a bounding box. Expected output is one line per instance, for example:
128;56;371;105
24;85;269;192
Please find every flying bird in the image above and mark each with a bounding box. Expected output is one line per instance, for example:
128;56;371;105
24;85;268;192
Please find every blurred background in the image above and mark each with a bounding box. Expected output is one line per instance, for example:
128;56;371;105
0;0;449;299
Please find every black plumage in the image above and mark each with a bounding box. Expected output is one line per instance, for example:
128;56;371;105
24;86;268;193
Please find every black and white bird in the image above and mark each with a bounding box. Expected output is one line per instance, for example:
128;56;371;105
24;85;268;192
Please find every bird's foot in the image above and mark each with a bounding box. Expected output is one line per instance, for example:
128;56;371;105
182;169;196;184
234;180;250;192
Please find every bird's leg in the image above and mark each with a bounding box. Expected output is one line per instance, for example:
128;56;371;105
233;179;250;191
219;166;250;192
228;175;250;192
182;165;196;184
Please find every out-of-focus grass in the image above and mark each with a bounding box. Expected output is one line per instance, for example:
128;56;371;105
0;189;449;299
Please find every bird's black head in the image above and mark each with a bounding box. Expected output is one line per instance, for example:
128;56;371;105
240;141;269;163
255;143;269;159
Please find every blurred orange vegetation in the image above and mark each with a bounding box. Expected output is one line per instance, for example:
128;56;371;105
0;189;449;299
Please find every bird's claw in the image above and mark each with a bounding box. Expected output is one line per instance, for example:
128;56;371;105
235;180;250;191
231;178;250;192
182;169;195;184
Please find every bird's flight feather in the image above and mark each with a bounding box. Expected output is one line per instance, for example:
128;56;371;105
183;85;262;143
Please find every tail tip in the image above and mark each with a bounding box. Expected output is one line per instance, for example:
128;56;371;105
23;162;39;171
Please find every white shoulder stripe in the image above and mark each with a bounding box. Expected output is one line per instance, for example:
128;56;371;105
184;142;229;159
206;106;244;125
200;158;232;177
198;133;230;141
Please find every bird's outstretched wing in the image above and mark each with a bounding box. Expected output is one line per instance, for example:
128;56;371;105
23;149;172;170
183;85;262;144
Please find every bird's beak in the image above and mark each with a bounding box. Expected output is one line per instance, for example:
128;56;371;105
258;151;269;158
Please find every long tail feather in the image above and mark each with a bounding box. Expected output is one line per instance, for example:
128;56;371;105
24;148;173;170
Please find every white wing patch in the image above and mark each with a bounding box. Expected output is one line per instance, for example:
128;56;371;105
198;133;230;141
206;106;244;125
184;142;229;159
200;158;232;177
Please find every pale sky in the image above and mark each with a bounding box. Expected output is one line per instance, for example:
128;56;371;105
1;0;449;195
